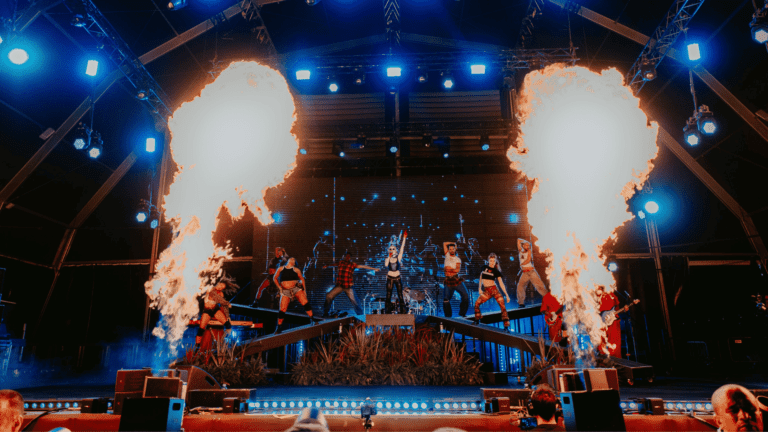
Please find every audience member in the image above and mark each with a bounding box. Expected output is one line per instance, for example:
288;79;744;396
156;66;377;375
0;390;24;432
712;384;765;431
284;407;330;432
530;384;565;431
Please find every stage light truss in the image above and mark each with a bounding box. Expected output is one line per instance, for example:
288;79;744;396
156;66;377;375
625;0;706;94
240;0;277;56
298;120;513;141
69;0;173;123
288;48;577;77
516;0;545;48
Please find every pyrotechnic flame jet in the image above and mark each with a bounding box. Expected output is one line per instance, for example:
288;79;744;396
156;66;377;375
508;65;658;363
145;61;298;355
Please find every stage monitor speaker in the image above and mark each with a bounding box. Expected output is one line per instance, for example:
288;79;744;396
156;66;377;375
118;397;184;432
174;365;221;391
484;397;510;414
640;398;665;415
143;377;183;398
116;369;153;392
579;368;620;393
187;389;255;409
560;390;626;431
81;397;110;413
113;391;143;415
222;397;244;414
481;389;532;407
547;366;578;393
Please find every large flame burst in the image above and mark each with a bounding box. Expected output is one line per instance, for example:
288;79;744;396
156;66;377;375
508;65;658;361
145;61;298;354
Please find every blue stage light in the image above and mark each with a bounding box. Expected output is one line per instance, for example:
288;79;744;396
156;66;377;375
64;402;70;408
376;402;383;409
136;211;148;223
443;197;448;201
620;402;628;409
697;108;717;135
608;262;618;272
470;402;477;409
168;0;188;10
342;401;348;408
637;210;646;220
443;152;449;158
684;122;701;146
299;148;307;154
254;402;261;408
452;403;459;409
470;64;486;75
340;197;345;201
443;77;454;89
685;403;693;410
332;401;339;407
403;402;410;409
324;230;330;235
296;70;311;80
351;402;357;408
31;403;37;409
434;403;441;409
385;402;392;409
509;214;519;223
461;403;467;409
145;137;156;153
705;403;712;410
85;59;99;76
455;233;461;239
8;48;29;65
329;83;339;92
420;402;427;409
752;22;768;43
687;43;701;61
394;402;400;408
386;67;402;77
73;403;78;408
629;402;637;409
272;402;278;408
389;146;398;153
315;401;321;407
481;143;490;151
644;201;659;214
421;200;424;204
676;402;684;410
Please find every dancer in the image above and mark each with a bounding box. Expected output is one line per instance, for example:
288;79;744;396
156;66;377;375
516;238;549;307
253;247;287;308
443;242;470;318
383;231;408;314
322;251;379;316
194;277;238;352
473;253;511;329
274;257;317;333
541;291;567;346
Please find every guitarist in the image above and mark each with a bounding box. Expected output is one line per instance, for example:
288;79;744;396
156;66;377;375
596;285;622;357
541;291;567;346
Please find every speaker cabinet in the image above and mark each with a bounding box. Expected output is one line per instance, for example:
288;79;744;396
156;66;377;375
116;369;153;392
174;365;220;391
113;391;143;415
118;397;184;432
143;377;183;398
481;389;532;407
186;389;255;409
81;397;110;414
560;390;626;431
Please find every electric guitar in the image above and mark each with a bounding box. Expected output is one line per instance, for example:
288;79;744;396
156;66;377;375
544;310;568;339
601;299;640;326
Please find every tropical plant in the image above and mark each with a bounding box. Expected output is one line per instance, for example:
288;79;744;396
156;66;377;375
177;338;267;388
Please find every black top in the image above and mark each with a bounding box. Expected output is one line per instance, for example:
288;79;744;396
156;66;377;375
279;267;300;282
480;265;503;280
269;256;285;270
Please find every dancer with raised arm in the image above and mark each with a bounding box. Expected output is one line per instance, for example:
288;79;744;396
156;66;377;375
322;251;379;316
516;238;549;307
473;253;511;330
443;241;470;318
273;257;317;334
383;231;408;314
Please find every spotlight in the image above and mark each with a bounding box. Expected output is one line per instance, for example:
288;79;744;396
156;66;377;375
87;132;103;159
422;135;432;148
479;134;490;151
696;105;717;135
443;152;449;158
72;123;90;151
332;142;344;157
386;66;402;77
8;48;29;65
85;59;99;76
135;89;149;100
296;69;311;80
353;68;366;85
306;0;322;5
387;138;399;155
299;148;307;155
683;117;701;146
416;66;428;83
441;72;454;89
146;137;156;153
470;64;486;75
149;208;160;229
608;262;618;272
687;43;701;61
71;14;88;27
136;201;149;223
644;201;659;214
167;0;188;10
329;82;339;92
640;59;656;81
750;8;768;43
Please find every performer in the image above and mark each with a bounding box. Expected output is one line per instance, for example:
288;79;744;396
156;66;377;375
194;277;237;352
596;285;621;357
383;231;408;314
541;291;567;346
322;251;379;316
443;242;470;318
273;257;317;333
516;238;549;307
253;247;287;308
473;253;511;329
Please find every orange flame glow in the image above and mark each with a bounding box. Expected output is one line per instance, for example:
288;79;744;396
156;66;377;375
508;65;658;359
145;61;298;353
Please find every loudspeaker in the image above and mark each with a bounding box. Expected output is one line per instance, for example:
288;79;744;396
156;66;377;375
118;397;184;432
547;366;578;393
143;377;183;398
560;390;626;431
222;397;244;414
81;398;110;414
640;398;665;415
186;389;255;409
481;389;532;407
116;369;153;392
485;397;510;414
113;391;143;415
579;368;620;392
174;365;220;391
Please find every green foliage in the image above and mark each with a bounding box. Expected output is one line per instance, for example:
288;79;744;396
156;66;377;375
291;324;483;386
177;338;268;388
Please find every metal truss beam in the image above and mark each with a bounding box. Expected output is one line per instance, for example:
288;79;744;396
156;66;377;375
241;0;278;56
384;0;401;49
425;316;553;354
626;0;706;94
516;0;545;48
548;0;768;143
12;0;62;33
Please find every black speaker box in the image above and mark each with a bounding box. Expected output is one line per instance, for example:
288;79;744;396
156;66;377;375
118;397;184;432
641;398;665;415
113;391;143;415
187;389;255;409
143;377;183;398
174;365;221;391
481;388;532;407
560;390;626;431
81;397;110;414
115;369;153;392
222;397;244;414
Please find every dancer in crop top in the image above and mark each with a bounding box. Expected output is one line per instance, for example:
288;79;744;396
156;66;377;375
473;253;511;329
273;257;317;333
382;231;408;314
